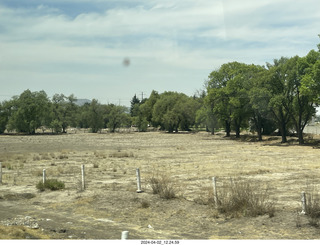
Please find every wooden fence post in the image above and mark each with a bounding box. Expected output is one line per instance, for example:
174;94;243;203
212;177;218;208
136;168;142;193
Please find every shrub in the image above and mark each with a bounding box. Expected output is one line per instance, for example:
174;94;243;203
36;179;65;191
306;190;320;227
149;175;176;199
140;200;150;208
215;178;275;218
109;151;134;158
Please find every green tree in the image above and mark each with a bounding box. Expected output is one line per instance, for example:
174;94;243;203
106;104;130;132
87;99;104;133
152;92;199;133
7;90;50;134
0;101;11;134
131;103;148;132
285;52;320;144
207;62;252;138
267;58;292;143
139;90;160;127
130;94;140;117
51;94;78;133
50;119;63;134
246;65;275;140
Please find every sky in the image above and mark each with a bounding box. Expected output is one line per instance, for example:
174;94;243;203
0;0;319;107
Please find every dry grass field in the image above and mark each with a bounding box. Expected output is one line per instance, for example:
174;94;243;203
1;130;320;239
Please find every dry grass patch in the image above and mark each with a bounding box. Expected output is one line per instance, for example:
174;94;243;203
0;225;50;239
109;151;134;158
305;185;320;227
214;178;276;218
149;174;177;199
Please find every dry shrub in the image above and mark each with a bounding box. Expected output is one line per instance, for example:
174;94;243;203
215;178;275;218
33;155;41;161
149;174;176;199
40;153;51;160
2;162;13;170
306;189;320;227
109;151;134;158
140;200;150;208
58;154;68;159
0;225;50;239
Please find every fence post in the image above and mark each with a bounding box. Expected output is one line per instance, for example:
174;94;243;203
121;231;129;240
42;169;46;184
81;164;85;191
136;168;142;193
301;191;306;215
212;177;218;208
0;162;2;184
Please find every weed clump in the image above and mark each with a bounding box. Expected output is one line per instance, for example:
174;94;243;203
149;175;176;200
305;190;320;227
36;179;65;191
109;151;134;158
140;200;150;208
214;178;275;218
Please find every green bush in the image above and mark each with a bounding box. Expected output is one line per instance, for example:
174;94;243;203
36;179;65;191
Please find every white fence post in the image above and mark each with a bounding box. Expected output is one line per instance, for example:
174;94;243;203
121;231;129;240
81;164;85;191
136;168;142;193
212;177;218;208
301;191;306;215
0;162;2;184
43;169;46;184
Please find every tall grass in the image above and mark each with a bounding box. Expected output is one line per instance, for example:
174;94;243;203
149;174;176;199
305;186;320;227
214;178;275;218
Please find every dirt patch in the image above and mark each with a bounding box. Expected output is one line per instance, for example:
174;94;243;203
1;132;320;239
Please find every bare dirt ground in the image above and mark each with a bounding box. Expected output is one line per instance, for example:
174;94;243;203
1;130;320;240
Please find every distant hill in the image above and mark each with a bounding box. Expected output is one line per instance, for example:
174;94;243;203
75;99;91;106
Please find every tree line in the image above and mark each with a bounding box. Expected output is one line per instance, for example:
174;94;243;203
1;40;320;144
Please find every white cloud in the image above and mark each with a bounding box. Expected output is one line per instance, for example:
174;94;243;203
0;1;319;104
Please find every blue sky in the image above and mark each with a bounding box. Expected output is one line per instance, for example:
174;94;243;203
0;0;319;107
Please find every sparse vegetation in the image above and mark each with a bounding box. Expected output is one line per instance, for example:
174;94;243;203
306;190;320;227
3;131;320;239
214;178;275;218
36;179;65;191
109;151;134;158
149;174;176;200
140;200;150;208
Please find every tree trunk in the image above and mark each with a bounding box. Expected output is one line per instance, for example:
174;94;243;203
280;121;287;143
235;125;240;138
298;129;304;145
225;120;231;137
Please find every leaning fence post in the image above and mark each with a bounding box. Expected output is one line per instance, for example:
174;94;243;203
301;191;306;215
81;164;85;191
212;177;218;208
0;162;2;184
121;231;129;240
136;168;142;193
42;169;46;184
